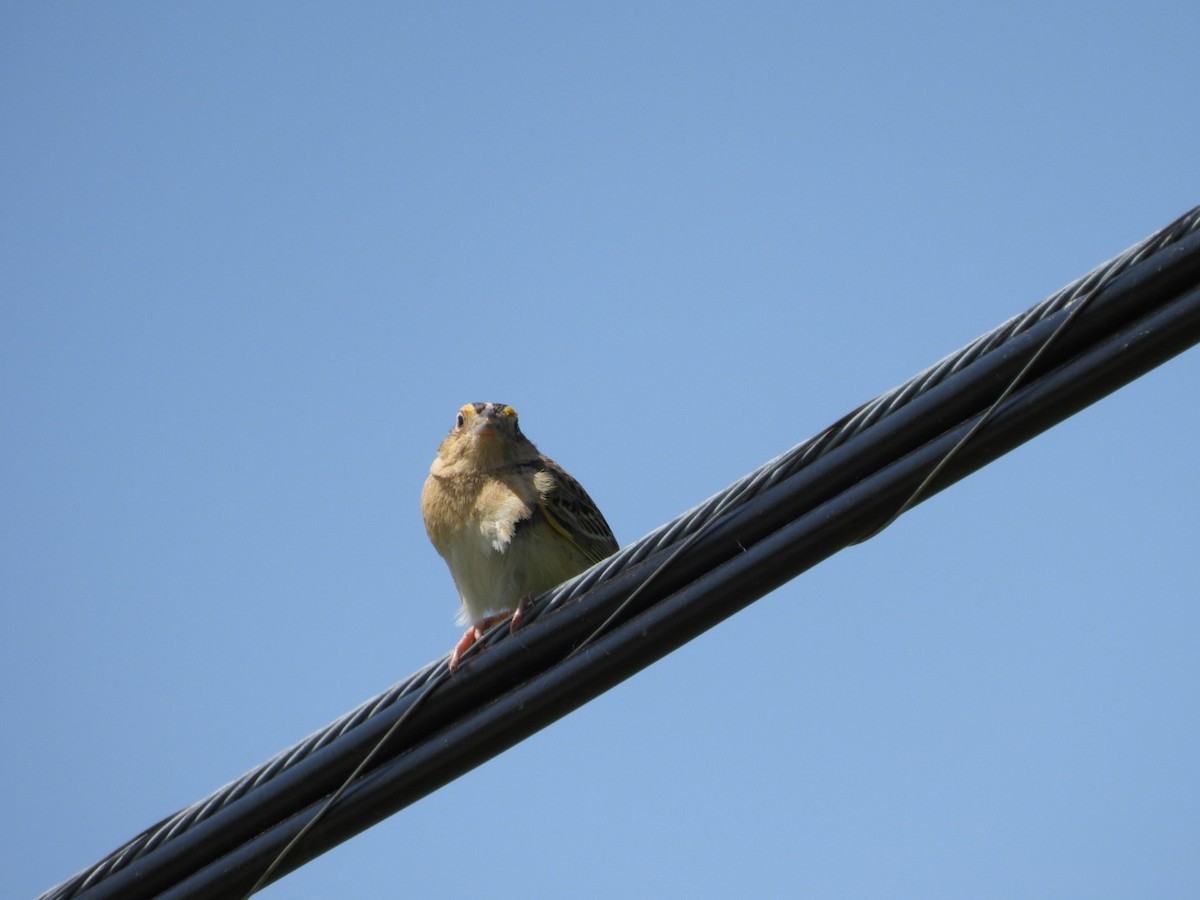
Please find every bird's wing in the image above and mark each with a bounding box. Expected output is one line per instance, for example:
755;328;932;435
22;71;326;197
536;456;619;565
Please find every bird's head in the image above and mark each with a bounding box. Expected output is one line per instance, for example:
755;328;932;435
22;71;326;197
457;402;521;438
433;402;535;470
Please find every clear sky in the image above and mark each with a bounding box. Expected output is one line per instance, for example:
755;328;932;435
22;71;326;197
5;4;1199;898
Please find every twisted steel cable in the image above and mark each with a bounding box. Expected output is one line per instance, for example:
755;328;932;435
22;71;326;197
41;204;1200;900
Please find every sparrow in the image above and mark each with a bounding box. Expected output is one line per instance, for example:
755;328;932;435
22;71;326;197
421;403;619;671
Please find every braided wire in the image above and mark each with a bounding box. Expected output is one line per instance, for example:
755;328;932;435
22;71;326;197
542;204;1200;604
43;204;1200;900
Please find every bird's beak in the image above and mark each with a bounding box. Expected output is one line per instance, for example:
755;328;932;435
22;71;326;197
473;413;499;437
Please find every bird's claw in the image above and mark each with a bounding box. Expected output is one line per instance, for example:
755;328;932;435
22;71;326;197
448;626;482;673
448;612;512;673
510;595;535;633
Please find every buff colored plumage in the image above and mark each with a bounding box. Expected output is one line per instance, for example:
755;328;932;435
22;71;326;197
421;403;618;670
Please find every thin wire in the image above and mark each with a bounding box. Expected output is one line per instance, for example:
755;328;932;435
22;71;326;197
853;281;1104;543
569;290;1093;655
241;667;450;898
566;480;751;658
567;532;695;658
572;231;1134;650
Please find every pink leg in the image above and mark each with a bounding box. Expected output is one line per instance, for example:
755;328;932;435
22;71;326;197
449;613;510;673
510;595;536;633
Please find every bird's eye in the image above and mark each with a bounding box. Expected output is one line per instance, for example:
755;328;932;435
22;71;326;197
455;413;465;429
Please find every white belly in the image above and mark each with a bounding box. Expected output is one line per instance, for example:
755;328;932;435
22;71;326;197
442;518;534;624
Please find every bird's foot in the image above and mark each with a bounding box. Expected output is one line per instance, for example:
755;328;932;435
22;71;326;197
449;613;510;673
510;594;536;633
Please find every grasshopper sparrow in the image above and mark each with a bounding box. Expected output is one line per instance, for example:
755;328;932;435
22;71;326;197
421;403;619;671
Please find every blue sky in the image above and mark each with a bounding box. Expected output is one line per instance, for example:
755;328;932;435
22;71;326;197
5;4;1199;898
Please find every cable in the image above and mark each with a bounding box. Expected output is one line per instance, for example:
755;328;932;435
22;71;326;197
852;256;1105;543
40;204;1200;899
239;671;448;899
175;277;1200;899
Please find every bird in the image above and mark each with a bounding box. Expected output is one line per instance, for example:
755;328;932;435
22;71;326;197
421;403;619;671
